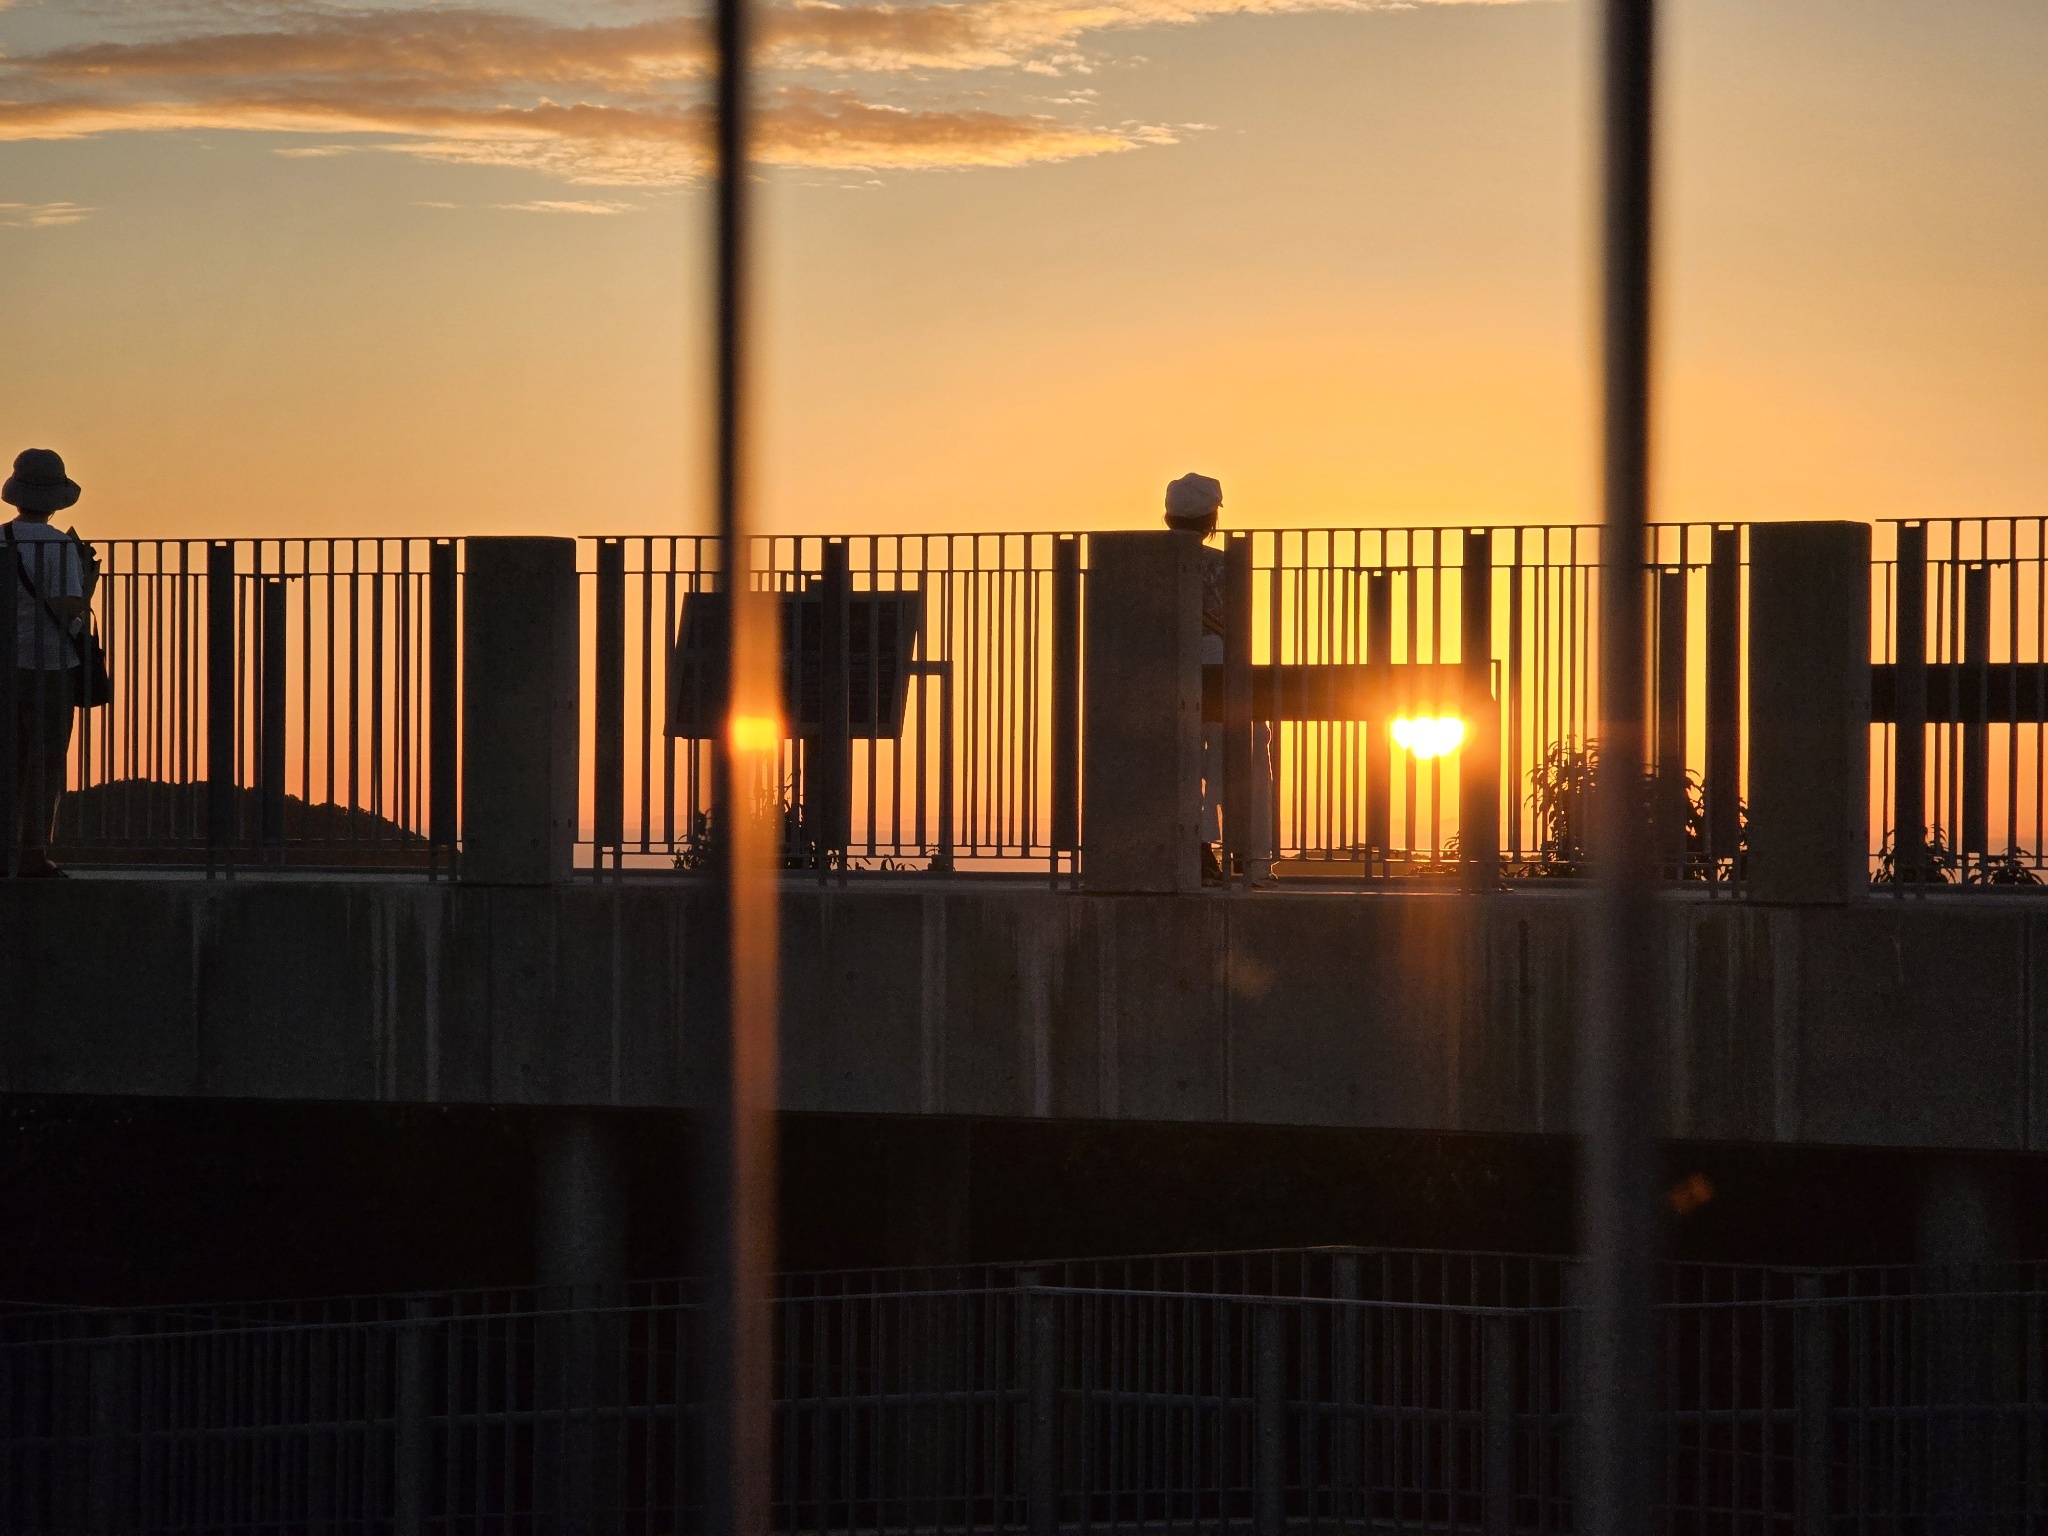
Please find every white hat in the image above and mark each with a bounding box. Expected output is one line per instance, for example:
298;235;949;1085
1164;473;1222;528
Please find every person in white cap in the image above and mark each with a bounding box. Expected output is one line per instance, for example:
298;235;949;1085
1164;473;1271;883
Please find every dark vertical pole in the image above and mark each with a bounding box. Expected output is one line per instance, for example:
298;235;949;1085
1482;1312;1515;1536
0;538;17;878
1795;1275;1832;1536
308;1326;334;1530
1365;568;1392;866
1253;1305;1285;1536
207;542;237;870
595;539;626;868
1892;525;1927;880
1224;533;1254;887
1026;1287;1058;1536
395;1299;427;1536
705;0;777;1527
86;1324;132;1536
1330;1255;1360;1518
1461;529;1498;890
1050;536;1081;881
259;578;287;851
1582;2;1661;1534
1964;562;1990;864
1705;527;1741;867
1655;566;1686;873
429;540;458;871
818;539;851;874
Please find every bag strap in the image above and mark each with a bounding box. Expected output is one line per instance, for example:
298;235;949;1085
4;524;91;668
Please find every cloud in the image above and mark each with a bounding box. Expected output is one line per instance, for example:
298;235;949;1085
0;200;92;227
24;9;704;91
495;199;642;214
14;0;1534;83
0;87;1156;181
0;0;1532;181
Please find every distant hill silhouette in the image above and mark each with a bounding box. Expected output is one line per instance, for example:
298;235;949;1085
50;779;435;867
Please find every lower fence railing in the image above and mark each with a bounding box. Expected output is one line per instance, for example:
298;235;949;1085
4;1250;2046;1532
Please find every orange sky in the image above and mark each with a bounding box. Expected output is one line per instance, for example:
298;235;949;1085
0;0;2041;541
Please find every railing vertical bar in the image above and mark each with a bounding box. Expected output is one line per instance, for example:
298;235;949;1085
638;538;654;855
371;544;386;830
2008;551;2022;859
259;576;287;852
1051;536;1081;879
430;541;459;866
1964;561;1991;863
593;537;626;868
663;547;678;852
1706;526;1743;873
206;541;236;873
818;539;850;876
1463;528;1499;889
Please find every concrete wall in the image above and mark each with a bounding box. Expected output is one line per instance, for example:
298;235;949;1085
6;879;2047;1153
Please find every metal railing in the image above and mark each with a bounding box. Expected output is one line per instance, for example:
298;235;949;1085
27;519;2048;890
1874;518;2048;885
1239;525;1744;884
580;533;1074;874
8;538;458;871
577;525;1752;884
5;1247;2047;1531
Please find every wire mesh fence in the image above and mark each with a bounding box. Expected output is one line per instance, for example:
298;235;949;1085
4;1248;2046;1532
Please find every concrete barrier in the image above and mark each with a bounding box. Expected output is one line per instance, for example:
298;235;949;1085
7;879;2048;1157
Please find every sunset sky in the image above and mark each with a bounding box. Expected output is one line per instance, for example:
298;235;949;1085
0;0;2041;540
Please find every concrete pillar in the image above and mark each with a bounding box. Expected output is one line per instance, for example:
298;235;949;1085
533;1112;627;1535
534;1112;629;1294
1746;522;1870;903
462;537;579;884
1913;1156;2016;1523
1083;531;1204;892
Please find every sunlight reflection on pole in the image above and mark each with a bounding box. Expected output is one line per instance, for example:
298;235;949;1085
706;0;779;1524
1581;1;1662;1533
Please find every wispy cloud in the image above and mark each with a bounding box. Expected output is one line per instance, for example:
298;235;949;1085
495;199;642;214
0;200;92;227
0;0;1531;182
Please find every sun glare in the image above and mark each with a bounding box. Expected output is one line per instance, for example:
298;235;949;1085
728;713;784;755
1391;716;1465;760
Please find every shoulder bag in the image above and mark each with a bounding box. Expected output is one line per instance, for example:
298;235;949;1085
5;525;113;708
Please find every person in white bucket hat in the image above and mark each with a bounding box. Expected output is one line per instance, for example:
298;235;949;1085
5;448;90;878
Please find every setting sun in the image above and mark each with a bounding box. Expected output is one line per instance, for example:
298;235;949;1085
1391;717;1465;761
